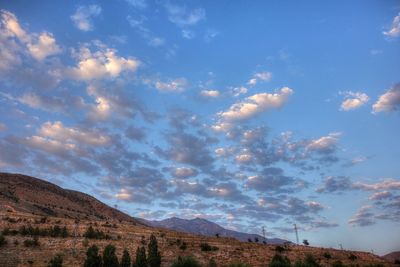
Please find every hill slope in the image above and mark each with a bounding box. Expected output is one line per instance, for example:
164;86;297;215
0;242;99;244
147;217;288;244
384;251;400;263
0;172;142;225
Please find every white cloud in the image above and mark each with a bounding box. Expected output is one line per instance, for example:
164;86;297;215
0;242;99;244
306;132;341;153
125;0;147;9
247;71;272;86
155;78;187;92
173;167;198;178
348;205;375;227
38;121;110;147
27;32;61;61
353;179;400;191
200;90;220;98
0;10;61;63
340;91;369;111
231;86;248;97
71;5;102;32
165;3;205;28
68;45;140;80
369;191;392;200
372;83;400;113
218;87;293;122
383;13;400;37
235;153;252;163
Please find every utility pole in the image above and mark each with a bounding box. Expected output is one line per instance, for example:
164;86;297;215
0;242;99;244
339;244;343;250
262;226;266;244
293;224;299;245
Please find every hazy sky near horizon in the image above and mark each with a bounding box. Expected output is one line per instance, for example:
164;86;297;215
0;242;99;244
0;0;399;255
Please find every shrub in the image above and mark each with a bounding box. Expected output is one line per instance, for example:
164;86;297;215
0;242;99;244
303;239;309;246
179;241;187;250
83;226;110;240
294;254;320;267
47;254;63;267
323;252;331;260
0;233;7;246
200;243;218;251
84;245;102;267
269;253;291;267
171;256;202;267
395;259;400;265
148;234;161;267
275;245;285;253
208;259;217;267
228;264;252;267
103;244;119;267
348;254;357;261
120;249;131;267
23;237;39;247
331;260;346;267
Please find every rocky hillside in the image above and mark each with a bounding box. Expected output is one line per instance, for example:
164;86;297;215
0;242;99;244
0;172;142;225
146;217;288;244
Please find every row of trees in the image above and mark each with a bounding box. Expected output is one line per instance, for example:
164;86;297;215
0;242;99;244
84;234;161;267
2;225;69;237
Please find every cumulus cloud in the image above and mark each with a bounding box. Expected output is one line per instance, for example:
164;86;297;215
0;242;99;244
372;83;400;113
71;5;102;32
306;132;341;154
316;176;353;193
340;91;369;111
217;87;293;123
353;179;400;191
348;205;375;227
369;191;392;201
155;78;187;92
383;13;400;37
200;90;220;98
172;167;198;179
68;45;140;80
0;10;61;64
248;71;272;86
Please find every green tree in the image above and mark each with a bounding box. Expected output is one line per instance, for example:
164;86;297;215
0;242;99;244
171;257;202;267
120;249;131;267
136;246;147;267
269;253;291;267
148;234;161;267
103;244;119;267
84;245;102;267
47;254;63;267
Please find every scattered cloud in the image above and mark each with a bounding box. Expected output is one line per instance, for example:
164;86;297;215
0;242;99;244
383;13;400;37
340;91;369;111
155;78;187;92
125;0;147;9
348;205;375;227
164;2;206;28
248;72;272;86
172;167;198;179
372;83;400;113
200;90;220;98
316;176;353;193
71;5;102;32
217;87;293;123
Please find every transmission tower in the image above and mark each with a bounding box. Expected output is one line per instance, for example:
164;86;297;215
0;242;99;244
262;226;266;244
293;224;299;245
72;219;80;257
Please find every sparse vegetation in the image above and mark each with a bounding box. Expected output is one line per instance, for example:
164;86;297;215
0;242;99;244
228;263;252;267
348;254;357;261
322;252;331;260
208;258;217;267
171;256;202;267
294;254;320;267
200;242;219;251
275;245;285;253
47;254;63;267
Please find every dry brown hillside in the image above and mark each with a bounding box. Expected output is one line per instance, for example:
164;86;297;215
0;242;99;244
0;173;393;267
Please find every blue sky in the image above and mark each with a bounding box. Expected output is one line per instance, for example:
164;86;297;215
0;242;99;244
0;0;399;255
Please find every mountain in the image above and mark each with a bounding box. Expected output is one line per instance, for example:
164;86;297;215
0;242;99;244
0;172;142;225
145;217;288;244
383;251;400;263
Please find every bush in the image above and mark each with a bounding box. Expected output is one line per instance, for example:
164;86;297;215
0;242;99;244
269;254;291;267
84;245;102;267
303;239;309;246
23;237;40;247
171;256;202;267
83;226;110;240
228;264;252;267
331;260;346;267
0;233;7;246
47;254;63;267
294;254;320;267
275;246;285;253
208;259;217;267
348;254;357;261
103;244;119;267
200;243;218;251
148;234;161;267
179;241;187;250
323;252;331;260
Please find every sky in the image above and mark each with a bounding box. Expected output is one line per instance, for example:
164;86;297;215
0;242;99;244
0;0;399;256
